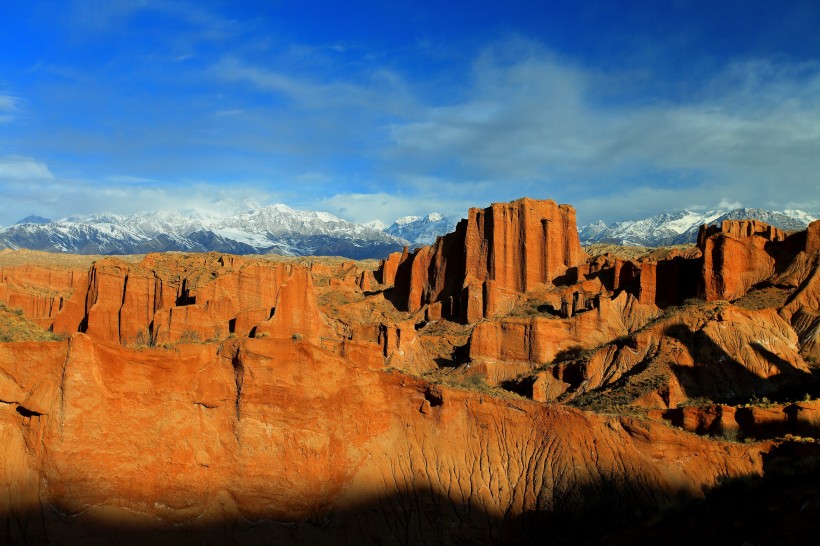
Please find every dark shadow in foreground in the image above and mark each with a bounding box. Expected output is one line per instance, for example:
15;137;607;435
3;443;819;546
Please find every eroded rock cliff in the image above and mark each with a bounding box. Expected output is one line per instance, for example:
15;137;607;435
1;200;819;544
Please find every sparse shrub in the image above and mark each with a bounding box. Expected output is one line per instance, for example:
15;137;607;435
0;302;24;316
718;428;740;442
0;302;65;342
465;374;486;388
292;332;303;341
207;327;225;343
678;396;715;407
748;395;772;407
131;329;154;349
180;329;201;343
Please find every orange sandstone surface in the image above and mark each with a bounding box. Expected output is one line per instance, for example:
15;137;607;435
1;198;819;544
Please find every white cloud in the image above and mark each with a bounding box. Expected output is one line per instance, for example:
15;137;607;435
312;184;475;225
384;41;820;222
0;156;54;179
212;57;315;101
0;156;275;225
4;32;819;228
209;56;416;115
105;175;157;184
0;95;21;123
717;198;744;210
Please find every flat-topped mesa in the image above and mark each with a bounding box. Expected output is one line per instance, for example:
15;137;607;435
697;219;788;302
379;198;587;322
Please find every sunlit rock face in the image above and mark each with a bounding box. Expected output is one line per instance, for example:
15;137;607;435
1;200;819;544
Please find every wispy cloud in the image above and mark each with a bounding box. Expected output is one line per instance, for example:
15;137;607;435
105;175;157;184
209;56;414;114
313;191;468;226
384;40;820;221
0;156;276;225
311;175;494;224
4;8;819;229
66;0;245;41
0;156;53;179
0;95;21;124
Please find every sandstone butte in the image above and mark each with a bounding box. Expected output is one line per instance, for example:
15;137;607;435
0;197;819;545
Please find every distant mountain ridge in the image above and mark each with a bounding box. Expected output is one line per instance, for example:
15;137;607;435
383;213;459;247
579;208;818;246
15;215;52;225
2;203;816;258
0;205;409;259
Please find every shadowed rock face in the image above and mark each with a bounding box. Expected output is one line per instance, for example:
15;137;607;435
1;201;820;544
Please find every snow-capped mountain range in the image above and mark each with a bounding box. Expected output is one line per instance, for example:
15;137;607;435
1;204;816;259
579;208;818;247
384;213;459;247
0;205;415;259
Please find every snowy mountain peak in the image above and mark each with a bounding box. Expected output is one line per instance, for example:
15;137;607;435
385;212;459;247
781;209;817;224
394;215;422;226
0;203;411;259
15;215;52;225
363;219;387;231
580;207;818;247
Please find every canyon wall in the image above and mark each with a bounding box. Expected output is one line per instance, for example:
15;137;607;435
2;201;820;544
0;334;767;545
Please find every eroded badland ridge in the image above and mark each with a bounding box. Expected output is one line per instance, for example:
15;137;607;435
1;197;819;544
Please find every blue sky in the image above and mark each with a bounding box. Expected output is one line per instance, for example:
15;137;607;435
1;0;819;226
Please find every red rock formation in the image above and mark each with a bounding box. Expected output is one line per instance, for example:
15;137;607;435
376;249;404;286
0;333;770;544
254;266;325;343
661;400;820;439
775;223;820;360
3;206;820;543
806;219;820;252
531;369;572;401
0;264;87;329
468;292;651;366
377;319;436;373
637;257;700;307
4;253;335;349
698;220;785;301
381;198;587;322
560;303;814;407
